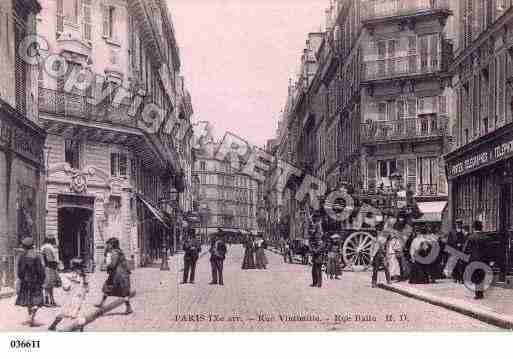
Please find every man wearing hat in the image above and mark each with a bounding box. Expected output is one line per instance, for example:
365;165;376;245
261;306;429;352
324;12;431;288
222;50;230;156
182;233;201;284
309;239;325;288
448;219;467;283
209;229;227;285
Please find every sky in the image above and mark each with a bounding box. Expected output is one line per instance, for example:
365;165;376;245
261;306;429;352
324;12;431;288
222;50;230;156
168;0;327;148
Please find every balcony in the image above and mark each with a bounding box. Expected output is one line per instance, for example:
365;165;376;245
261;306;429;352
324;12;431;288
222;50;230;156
361;0;450;22
362;55;442;82
361;116;446;144
38;88;137;128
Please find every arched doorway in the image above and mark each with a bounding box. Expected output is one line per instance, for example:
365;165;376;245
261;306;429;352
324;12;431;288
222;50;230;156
58;206;94;271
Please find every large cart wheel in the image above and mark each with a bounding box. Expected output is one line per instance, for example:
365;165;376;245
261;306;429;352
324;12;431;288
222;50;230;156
342;231;376;271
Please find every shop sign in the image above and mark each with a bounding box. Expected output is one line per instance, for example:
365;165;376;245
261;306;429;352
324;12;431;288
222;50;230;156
448;136;513;178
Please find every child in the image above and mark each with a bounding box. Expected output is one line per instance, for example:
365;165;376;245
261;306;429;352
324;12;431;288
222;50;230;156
48;258;89;331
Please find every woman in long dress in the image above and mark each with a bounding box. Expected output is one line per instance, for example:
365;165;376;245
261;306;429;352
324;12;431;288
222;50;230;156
386;236;402;281
255;237;268;270
242;236;256;269
15;237;46;326
409;228;430;284
94;237;133;314
41;237;61;307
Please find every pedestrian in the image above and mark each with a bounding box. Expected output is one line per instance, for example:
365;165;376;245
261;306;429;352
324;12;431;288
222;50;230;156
182;234;201;284
387;236;402;282
371;233;391;288
309;240;324;288
447;219;466;283
15;237;46;327
409;226;430;284
255;234;268;270
48;259;89;331
242;235;256;269
41;236;61;307
326;244;338;280
94;237;133;314
464;220;486;300
209;229;227;285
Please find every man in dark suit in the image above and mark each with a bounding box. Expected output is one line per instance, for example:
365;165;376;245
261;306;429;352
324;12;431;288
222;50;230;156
209;229;227;285
309;240;324;288
447;219;467;283
464;220;486;299
181;233;201;284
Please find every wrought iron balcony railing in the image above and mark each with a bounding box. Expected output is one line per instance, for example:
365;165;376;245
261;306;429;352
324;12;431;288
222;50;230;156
363;54;441;81
361;116;446;143
38;88;137;128
361;0;450;21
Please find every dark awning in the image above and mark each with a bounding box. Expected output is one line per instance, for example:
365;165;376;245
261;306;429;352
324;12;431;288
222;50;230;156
137;195;170;230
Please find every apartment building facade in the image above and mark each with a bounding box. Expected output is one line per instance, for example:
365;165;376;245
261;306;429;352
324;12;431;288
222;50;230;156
36;0;191;270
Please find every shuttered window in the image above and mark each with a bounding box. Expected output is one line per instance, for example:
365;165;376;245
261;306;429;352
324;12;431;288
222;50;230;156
102;5;112;38
14;6;27;115
367;160;377;190
82;0;92;41
56;0;63;33
407;158;417;193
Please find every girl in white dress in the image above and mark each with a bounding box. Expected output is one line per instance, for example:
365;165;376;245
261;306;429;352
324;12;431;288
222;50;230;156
48;259;89;331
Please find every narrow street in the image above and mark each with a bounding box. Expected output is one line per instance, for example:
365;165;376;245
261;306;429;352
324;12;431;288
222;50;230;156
86;246;497;331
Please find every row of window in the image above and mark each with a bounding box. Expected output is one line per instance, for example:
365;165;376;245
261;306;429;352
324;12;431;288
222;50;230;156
64;139;129;177
456;51;513;147
366;156;447;194
365;95;447;122
458;0;513;51
56;0;114;42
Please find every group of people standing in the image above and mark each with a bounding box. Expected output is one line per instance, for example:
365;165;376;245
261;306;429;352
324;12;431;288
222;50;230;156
242;234;268;270
370;214;488;300
15;236;132;329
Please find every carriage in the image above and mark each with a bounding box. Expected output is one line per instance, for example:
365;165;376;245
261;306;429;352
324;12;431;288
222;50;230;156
305;185;420;271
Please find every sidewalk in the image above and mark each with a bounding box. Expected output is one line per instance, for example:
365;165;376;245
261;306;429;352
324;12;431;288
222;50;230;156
379;279;513;329
0;251;193;332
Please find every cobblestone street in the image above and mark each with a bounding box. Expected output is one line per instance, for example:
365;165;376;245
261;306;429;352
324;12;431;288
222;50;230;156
83;246;498;331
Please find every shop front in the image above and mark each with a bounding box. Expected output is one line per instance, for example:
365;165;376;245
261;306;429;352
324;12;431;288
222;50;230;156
445;123;513;280
0;100;46;292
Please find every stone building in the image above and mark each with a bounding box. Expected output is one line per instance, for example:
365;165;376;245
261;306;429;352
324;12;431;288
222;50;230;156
0;0;44;290
192;127;260;241
269;0;455;238
36;0;192;270
444;1;513;279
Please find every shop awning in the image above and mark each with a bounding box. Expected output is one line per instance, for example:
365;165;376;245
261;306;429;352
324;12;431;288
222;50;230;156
137;195;170;230
415;201;447;222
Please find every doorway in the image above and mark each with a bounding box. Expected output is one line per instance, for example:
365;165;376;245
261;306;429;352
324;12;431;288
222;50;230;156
58;207;94;271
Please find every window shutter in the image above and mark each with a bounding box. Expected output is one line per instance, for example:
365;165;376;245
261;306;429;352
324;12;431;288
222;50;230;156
110;153;118;176
54;0;63;33
367;160;377;190
82;0;92;41
396;159;405;188
437;157;446;194
119;154;127;177
14;12;27;115
102;5;109;38
407;158;417;193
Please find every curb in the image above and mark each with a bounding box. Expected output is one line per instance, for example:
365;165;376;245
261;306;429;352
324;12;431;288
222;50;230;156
59;290;137;332
378;283;513;330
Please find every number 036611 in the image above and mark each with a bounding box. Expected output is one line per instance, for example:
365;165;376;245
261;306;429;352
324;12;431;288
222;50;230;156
10;340;40;349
